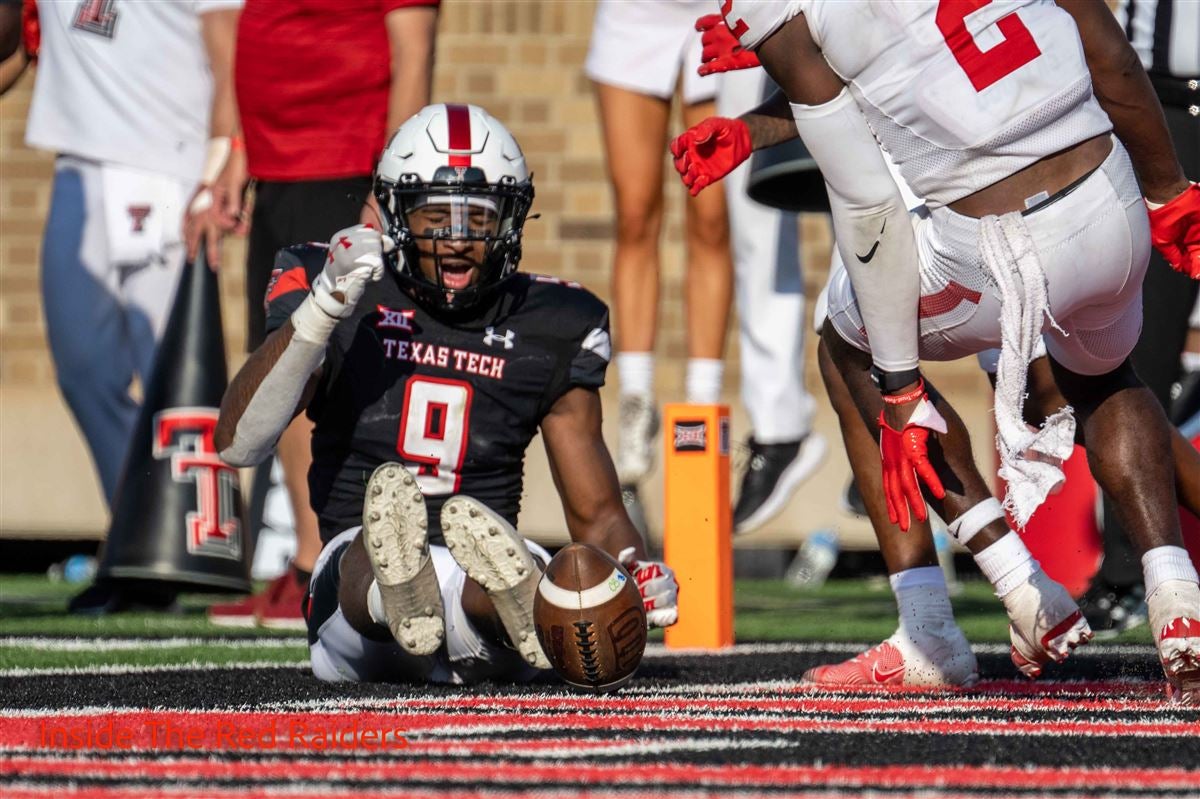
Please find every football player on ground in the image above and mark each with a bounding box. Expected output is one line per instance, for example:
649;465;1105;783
672;1;1200;701
215;105;678;683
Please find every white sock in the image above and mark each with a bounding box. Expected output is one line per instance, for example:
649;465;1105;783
890;566;954;635
1180;350;1200;372
685;358;724;404
1142;546;1200;600
366;580;388;626
617;352;655;397
974;531;1038;598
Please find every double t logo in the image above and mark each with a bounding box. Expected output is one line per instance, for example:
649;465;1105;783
153;409;241;560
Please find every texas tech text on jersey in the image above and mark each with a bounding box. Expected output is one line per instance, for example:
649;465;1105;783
264;244;611;545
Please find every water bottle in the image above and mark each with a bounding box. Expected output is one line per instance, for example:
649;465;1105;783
47;554;97;584
786;530;840;589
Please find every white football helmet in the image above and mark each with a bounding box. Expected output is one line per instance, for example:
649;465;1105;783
374;103;534;312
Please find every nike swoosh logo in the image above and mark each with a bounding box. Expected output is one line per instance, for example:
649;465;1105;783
871;662;905;683
856;219;887;263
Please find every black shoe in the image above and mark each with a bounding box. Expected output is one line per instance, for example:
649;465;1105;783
840;478;869;518
68;578;181;616
1077;579;1147;639
733;434;827;534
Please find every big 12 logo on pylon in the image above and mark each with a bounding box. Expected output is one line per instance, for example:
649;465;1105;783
153;408;242;560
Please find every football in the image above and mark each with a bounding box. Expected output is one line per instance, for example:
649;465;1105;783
534;543;647;692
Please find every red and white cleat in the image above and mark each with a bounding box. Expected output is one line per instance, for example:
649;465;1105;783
1004;567;1093;679
1147;580;1200;705
802;622;978;688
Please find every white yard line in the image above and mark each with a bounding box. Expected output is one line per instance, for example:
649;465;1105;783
0;636;305;651
0;659;310;678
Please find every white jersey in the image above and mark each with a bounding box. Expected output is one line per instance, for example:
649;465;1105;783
729;0;1113;207
26;0;242;183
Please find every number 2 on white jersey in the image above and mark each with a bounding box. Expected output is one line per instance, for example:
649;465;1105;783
936;0;1041;92
396;377;473;495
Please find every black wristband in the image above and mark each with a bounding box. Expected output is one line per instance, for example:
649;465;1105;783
871;366;923;394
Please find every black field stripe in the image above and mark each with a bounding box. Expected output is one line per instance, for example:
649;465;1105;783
2;774;1191;798
0;649;1172;709
11;733;1200;770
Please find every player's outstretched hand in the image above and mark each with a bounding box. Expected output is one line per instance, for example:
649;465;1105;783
878;382;947;532
696;13;760;76
314;224;394;318
670;117;752;197
618;547;679;629
1148;183;1200;279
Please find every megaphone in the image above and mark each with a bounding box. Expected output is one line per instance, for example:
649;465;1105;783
95;247;252;593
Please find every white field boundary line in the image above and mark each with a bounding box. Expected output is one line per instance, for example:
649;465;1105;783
0;637;305;651
0;660;311;678
643;642;1158;657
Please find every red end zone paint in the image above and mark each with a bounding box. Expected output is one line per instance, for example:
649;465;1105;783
2;706;1196;753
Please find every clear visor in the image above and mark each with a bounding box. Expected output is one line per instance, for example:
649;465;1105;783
405;194;503;239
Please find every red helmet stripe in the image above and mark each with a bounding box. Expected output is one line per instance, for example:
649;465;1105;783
445;104;472;167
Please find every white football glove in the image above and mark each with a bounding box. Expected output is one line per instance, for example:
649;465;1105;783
618;547;679;629
312;224;393;318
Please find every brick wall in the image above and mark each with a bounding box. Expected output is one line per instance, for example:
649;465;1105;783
0;1;857;392
0;1;996;541
0;3;1129;393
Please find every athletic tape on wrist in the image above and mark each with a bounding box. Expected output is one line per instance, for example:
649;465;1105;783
947;497;1003;547
202;136;232;185
292;291;343;344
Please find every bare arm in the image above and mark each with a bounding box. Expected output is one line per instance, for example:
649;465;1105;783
187;8;241;266
200;9;240;139
215;322;322;461
540;387;647;563
740;87;799;150
384;5;437;135
0;1;20;62
0;43;28;97
1056;0;1189;203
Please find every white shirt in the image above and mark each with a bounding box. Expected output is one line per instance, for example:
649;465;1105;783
26;0;242;183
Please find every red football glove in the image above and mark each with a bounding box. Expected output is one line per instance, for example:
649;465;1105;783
1148;183;1200;279
670;117;752;196
22;0;39;60
696;13;760;76
878;389;947;532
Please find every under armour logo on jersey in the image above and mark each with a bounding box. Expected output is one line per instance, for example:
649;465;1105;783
483;327;515;349
377;306;415;332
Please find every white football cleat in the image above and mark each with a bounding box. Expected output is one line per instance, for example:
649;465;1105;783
362;463;444;656
1003;567;1092;678
441;496;550;670
802;619;978;688
1147;579;1200;705
616;394;659;485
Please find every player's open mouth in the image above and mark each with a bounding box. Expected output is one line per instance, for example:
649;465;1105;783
439;262;477;291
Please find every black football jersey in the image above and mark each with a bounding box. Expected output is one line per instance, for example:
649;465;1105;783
263;245;611;544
